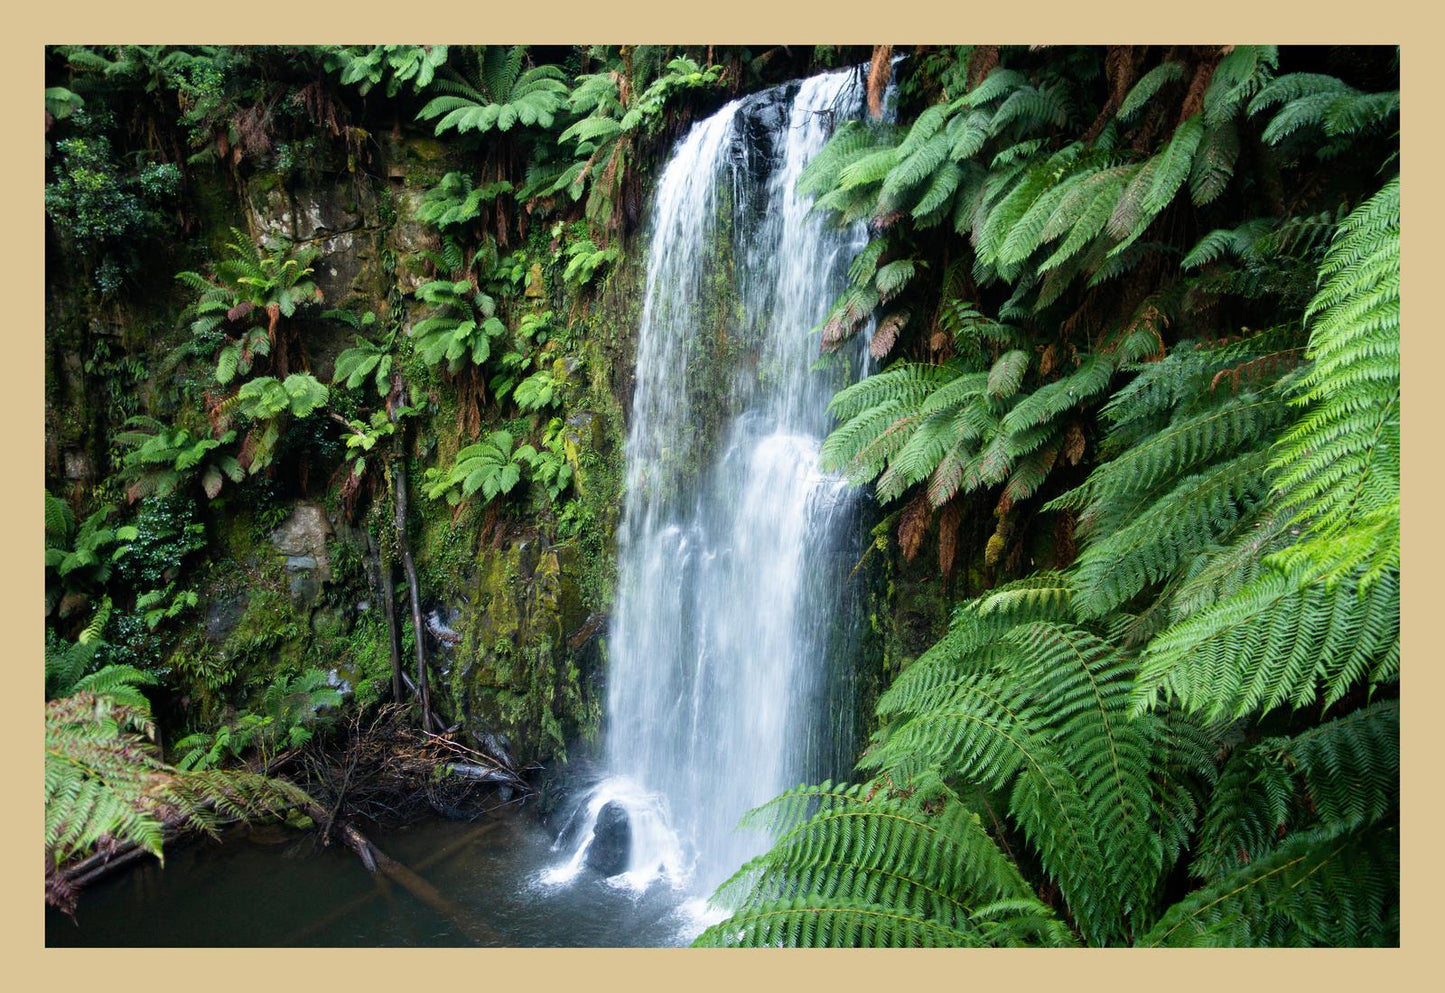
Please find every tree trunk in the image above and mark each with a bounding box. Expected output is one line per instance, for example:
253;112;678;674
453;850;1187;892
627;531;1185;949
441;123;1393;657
387;373;434;732
367;530;404;704
391;450;433;731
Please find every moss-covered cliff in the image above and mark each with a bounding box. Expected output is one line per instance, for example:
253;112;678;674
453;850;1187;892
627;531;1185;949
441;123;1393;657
43;44;901;778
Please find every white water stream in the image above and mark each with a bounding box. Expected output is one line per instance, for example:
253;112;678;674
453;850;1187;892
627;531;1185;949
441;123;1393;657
543;67;874;927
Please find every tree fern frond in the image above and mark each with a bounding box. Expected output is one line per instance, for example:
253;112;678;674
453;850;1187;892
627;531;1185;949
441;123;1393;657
1134;567;1398;720
1141;820;1397;947
1273;177;1399;537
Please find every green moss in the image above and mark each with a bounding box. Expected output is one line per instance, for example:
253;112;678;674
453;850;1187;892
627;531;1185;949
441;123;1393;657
441;537;600;767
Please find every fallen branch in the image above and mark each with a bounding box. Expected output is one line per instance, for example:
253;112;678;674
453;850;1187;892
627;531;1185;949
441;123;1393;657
299;797;496;943
286;818;503;945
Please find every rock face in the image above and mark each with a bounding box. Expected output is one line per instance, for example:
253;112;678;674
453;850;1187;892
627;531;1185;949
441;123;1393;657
203;592;249;645
444;534;599;769
584;801;632;876
268;504;332;579
244;177;383;307
269;503;332;609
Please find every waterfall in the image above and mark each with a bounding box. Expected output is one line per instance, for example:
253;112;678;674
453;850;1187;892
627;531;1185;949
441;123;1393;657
545;66;873;910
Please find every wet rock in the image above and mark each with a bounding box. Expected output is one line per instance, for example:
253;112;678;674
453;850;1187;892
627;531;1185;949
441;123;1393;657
325;667;353;696
551;355;584;383
444;535;597;769
245;179;380;310
311;604;349;639
204;592;249;644
289;571;321;609
387;187;439;294
565;410;604;450
524;262;546;298
426;606;463;648
585;802;631;876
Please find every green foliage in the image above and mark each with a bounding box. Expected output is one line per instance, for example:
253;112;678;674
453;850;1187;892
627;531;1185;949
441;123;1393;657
115;417;243;501
45;690;308;910
45;133;179;247
821;315;1147;509
416;172;514;230
561;238;618;287
225;373;329;474
44;112;180;294
409;279;508;373
526;418;575;501
108;492;207;591
174;668;343;771
1272;178;1399;538
45;86;85;122
1136;566;1397;719
45;494;136;606
707;48;1398;942
134;583;199;631
417;46;569;137
335;409;400;484
1140;820;1397;946
513;369;562;411
423;429;529;506
329;310;395;397
176;229;322;385
323;45;448;98
421;419;572;509
234;373;330;420
549;55;723;226
697;776;1074;948
1249;72;1399;155
214;327;271;385
45;598;112;698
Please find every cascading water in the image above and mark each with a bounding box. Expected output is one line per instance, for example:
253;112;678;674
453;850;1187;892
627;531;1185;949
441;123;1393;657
544;67;875;918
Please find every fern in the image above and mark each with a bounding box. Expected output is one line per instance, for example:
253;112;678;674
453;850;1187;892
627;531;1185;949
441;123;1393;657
1140;820;1397;947
698;779;1074;948
1272;178;1399;536
417;47;568;136
1118;62;1185;120
423;430;532;506
46;691;309;911
1133;566;1398;721
703;44;1397;950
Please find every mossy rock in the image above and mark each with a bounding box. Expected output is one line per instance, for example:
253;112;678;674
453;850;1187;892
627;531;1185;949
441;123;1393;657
443;535;599;769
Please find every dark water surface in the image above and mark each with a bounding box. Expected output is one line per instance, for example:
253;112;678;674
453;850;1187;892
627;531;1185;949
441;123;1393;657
46;807;701;947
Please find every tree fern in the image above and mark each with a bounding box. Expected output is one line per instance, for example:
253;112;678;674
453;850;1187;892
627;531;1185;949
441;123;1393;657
697;778;1074;948
704;43;1397;950
1140;820;1396;947
1272;178;1399;536
1133;566;1398;720
863;610;1165;944
417;46;568;136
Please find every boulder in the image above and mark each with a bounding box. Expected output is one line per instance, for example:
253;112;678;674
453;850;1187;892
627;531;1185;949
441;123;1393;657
203;592;249;645
268;503;332;581
289;571;322;610
584;802;631;877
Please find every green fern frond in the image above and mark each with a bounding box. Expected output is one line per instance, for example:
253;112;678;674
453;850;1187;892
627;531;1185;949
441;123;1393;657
1273;177;1399;536
1141;820;1396;947
1133;566;1398;721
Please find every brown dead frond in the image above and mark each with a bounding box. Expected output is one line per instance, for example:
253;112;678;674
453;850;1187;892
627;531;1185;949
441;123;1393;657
867;46;895;120
898;490;931;561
